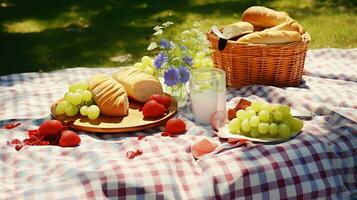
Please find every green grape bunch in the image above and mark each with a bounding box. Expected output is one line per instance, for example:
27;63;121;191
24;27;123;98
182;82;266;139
228;101;304;140
56;81;101;120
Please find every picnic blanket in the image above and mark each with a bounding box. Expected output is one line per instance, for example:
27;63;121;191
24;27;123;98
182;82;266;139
1;48;356;199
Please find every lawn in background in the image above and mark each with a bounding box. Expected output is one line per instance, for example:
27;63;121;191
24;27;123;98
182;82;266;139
0;0;356;75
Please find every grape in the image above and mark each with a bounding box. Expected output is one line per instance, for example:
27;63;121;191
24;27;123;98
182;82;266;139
87;105;100;119
249;116;260;127
75;89;84;94
85;99;94;106
251;101;263;112
82;90;92;102
80;105;88;116
269;123;278;136
269;114;274;123
228;118;241;134
77;81;88;90
236;110;247;120
258;123;269;134
193;58;203;69
65;104;79;116
281;116;293;128
291;117;304;132
273;110;283;121
66;92;82;105
246;110;256;119
202;58;212;67
241;119;251;132
258;110;270;122
278;105;291;116
133;62;144;70
261;104;272;112
250;128;260;138
69;83;80;92
141;56;153;66
245;106;254;111
272;104;280;111
56;101;69;115
278;124;291;139
144;67;154;75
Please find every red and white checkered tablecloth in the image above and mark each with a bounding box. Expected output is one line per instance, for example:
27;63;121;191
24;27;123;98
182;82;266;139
0;48;356;200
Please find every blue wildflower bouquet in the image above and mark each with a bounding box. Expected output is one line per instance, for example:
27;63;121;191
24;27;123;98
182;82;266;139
133;21;213;106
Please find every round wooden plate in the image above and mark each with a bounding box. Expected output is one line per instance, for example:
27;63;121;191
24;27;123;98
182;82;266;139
50;93;178;133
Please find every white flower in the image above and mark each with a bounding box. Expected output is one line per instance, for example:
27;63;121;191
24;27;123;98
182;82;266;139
153;26;162;31
193;21;200;28
181;30;190;35
147;42;158;51
153;29;163;36
162;21;174;28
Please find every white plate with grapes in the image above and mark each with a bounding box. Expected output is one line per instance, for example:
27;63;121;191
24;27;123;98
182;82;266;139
218;100;305;143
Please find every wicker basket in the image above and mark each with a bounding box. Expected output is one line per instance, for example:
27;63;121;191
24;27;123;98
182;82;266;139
206;31;310;88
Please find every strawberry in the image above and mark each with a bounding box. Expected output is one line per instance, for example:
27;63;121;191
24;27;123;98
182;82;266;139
165;118;186;134
39;120;63;138
148;94;172;108
59;130;81;147
142;100;166;118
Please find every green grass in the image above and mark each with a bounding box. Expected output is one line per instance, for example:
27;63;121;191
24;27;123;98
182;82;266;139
0;0;356;75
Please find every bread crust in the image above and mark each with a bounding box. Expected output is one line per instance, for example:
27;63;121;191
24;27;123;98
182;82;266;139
112;67;163;102
222;22;254;39
237;30;302;44
88;74;129;117
264;20;304;34
242;6;292;28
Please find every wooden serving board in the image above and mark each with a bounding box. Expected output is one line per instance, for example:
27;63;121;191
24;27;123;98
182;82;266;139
50;93;178;133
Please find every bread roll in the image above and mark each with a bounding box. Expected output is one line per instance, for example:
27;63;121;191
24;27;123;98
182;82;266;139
112;67;163;102
264;20;304;34
88;74;129;117
242;6;293;28
222;22;254;39
237;31;302;44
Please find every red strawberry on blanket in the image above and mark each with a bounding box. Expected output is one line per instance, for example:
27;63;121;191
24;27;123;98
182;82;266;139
142;100;166;118
165;118;186;134
39;120;63;138
59;130;81;147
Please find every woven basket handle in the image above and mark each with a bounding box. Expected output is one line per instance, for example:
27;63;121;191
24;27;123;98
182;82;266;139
212;26;228;51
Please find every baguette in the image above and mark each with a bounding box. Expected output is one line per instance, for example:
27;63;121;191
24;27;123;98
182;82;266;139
112;67;163;102
242;6;293;28
88;74;129;117
222;22;254;39
264;20;304;34
237;30;302;44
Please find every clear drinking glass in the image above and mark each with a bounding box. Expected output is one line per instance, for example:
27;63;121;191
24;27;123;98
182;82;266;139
189;68;226;124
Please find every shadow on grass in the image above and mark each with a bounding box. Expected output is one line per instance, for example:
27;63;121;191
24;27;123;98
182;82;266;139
0;0;355;75
0;0;272;75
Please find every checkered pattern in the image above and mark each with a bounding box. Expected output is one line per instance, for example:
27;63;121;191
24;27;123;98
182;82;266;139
1;49;356;199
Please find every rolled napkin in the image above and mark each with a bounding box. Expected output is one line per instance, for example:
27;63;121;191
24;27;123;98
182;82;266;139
222;21;254;39
237;30;302;44
242;6;293;28
88;74;129;117
112;67;163;102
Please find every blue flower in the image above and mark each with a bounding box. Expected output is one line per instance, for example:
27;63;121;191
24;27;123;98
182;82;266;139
154;52;167;69
182;55;193;66
178;66;190;83
159;39;174;49
164;67;179;86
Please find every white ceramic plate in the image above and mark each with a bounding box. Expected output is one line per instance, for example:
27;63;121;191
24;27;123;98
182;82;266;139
217;124;301;143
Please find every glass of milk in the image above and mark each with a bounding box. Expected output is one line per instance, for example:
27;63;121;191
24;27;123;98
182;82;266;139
189;68;226;124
